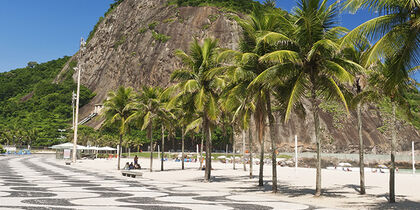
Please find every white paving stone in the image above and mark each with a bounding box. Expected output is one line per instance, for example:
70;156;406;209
0;155;319;209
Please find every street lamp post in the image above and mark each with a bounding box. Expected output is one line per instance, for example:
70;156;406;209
72;38;86;163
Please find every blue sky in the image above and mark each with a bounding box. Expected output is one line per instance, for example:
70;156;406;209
0;0;377;73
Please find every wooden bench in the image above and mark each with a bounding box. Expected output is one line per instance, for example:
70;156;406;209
121;170;142;178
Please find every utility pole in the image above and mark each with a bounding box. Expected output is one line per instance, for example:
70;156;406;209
72;91;75;130
413;141;416;175
72;38;86;163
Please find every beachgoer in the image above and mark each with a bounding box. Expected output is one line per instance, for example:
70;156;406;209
134;155;138;165
129;162;134;169
134;163;141;169
123;162;130;170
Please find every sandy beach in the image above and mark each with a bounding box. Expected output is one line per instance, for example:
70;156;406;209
65;156;420;209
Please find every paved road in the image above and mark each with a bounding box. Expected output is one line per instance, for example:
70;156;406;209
0;155;321;210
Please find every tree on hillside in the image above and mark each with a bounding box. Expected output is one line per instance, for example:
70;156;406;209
102;86;137;170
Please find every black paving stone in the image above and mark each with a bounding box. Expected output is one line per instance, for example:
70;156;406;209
123;205;191;210
11;187;50;191
225;203;273;210
92;192;134;198
21;198;76;206
5;191;57;198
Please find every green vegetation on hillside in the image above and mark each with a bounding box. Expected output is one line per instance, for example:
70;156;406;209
169;0;268;13
87;0;126;43
0;57;95;147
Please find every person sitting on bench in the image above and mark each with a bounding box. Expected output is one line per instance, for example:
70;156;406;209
123;162;130;170
134;163;141;169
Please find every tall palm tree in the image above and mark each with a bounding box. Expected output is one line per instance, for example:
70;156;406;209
369;55;419;203
217;49;267;185
103;86;137;170
130;86;165;172
158;92;175;171
253;0;362;196
343;1;420;202
217;7;286;190
341;42;374;195
219;96;238;170
342;0;420;69
169;38;222;181
228;92;255;172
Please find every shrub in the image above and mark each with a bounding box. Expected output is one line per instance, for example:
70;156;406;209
114;35;127;48
138;27;148;34
148;21;159;30
152;31;171;43
0;145;5;154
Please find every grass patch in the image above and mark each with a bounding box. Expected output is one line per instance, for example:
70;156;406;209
138;27;148;34
202;24;211;30
163;18;176;23
113;35;127;48
152;31;171;43
148;21;159;30
208;14;219;22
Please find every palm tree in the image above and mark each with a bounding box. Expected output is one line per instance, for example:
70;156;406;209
342;0;420;69
158;90;176;171
217;7;286;190
369;55;419;203
342;42;375;195
343;1;420;202
229;93;255;172
130;86;165;172
169;38;222;181
219;98;237;170
103;86;137;170
253;0;363;196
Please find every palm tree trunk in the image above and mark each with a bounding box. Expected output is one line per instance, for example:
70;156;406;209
390;102;396;203
266;93;277;193
182;127;185;170
312;87;322;197
357;103;366;194
242;129;246;171
161;125;165;171
200;127;204;170
259;137;264;186
204;114;212;182
148;123;153;172
232;127;236;170
249;127;253;178
117;134;122;170
256;112;264;186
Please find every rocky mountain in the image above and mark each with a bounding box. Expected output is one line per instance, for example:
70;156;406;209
58;0;419;152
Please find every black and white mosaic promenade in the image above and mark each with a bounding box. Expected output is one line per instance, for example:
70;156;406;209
0;155;319;210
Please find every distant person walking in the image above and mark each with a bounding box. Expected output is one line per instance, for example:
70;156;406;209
134;155;138;165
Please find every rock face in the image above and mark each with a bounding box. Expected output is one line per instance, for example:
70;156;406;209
59;0;419;152
56;0;242;128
